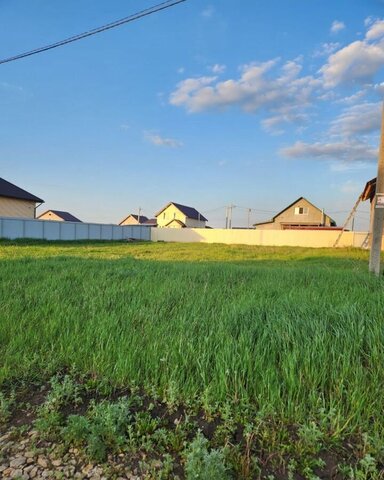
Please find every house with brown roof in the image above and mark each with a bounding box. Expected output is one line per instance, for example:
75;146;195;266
0;177;44;219
254;197;336;230
38;210;82;222
155;202;207;228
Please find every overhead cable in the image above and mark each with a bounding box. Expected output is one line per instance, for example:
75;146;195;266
0;0;186;65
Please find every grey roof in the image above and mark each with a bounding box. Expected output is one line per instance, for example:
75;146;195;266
143;218;157;225
38;210;82;222
155;202;208;222
0;177;44;203
129;214;149;223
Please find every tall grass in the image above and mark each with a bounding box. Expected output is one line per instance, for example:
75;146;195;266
0;241;383;438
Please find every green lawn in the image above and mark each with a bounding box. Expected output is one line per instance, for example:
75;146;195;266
1;240;383;477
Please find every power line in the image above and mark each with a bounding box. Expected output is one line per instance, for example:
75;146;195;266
0;0;186;66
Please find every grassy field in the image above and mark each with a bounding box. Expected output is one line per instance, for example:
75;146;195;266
1;240;383;478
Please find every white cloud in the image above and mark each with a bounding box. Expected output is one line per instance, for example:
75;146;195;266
177;67;185;74
330;102;382;136
261;112;309;134
280;139;377;162
374;82;384;95
210;64;226;74
365;16;375;27
320;19;384;88
320;39;384;88
120;123;130;130
330;20;346;34
336;90;367;105
170;59;320;132
144;132;183;148
365;19;384;41
313;42;340;57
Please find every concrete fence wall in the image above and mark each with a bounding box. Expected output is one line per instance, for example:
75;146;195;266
0;217;151;241
151;227;383;249
1;217;382;249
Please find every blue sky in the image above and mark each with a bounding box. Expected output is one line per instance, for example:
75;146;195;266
1;0;383;228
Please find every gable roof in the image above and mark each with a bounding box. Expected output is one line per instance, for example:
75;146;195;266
165;219;186;227
254;197;335;226
118;214;149;225
155;202;208;222
361;177;376;202
38;210;82;222
0;177;44;203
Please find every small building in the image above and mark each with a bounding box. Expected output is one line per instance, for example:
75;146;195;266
38;210;82;222
0;177;44;219
155;202;207;228
254;197;336;230
119;214;149;226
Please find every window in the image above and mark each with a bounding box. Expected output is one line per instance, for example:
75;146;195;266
294;207;308;215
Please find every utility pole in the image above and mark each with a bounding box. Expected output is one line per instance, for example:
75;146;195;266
138;207;142;224
247;208;251;229
225;206;228;229
369;103;384;276
228;204;235;229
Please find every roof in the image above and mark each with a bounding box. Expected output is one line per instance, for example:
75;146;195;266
0;177;44;203
361;178;376;202
38;210;82;222
118;214;149;225
155;202;208;222
165;219;186;227
143;218;157;225
254;197;335;226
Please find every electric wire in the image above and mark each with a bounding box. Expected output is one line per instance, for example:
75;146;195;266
0;0;186;65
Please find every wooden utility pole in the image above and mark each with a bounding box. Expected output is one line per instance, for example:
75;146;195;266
369;103;384;275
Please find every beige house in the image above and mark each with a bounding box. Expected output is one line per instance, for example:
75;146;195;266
254;197;336;230
119;214;156;226
0;177;44;219
38;210;82;222
155;202;208;228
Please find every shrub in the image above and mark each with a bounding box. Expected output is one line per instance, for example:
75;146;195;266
185;432;230;480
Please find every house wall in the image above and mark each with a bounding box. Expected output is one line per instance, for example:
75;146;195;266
256;198;332;230
156;204;187;227
38;211;64;222
0;197;36;219
166;220;184;228
119;216;139;226
185;218;207;228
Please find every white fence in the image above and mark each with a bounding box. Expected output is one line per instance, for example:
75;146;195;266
151;227;382;249
0;217;151;241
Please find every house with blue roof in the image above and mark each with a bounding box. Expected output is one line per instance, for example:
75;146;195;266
155;202;208;228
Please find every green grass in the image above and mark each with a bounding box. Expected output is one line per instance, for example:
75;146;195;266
1;240;384;445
